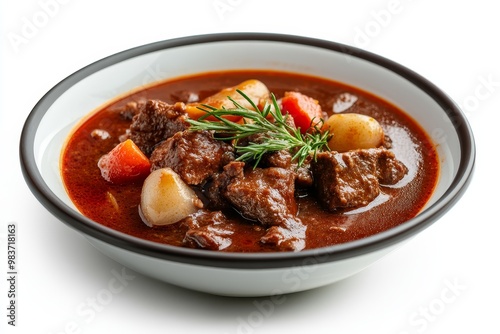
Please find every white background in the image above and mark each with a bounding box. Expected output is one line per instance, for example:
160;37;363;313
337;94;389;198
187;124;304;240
1;0;498;333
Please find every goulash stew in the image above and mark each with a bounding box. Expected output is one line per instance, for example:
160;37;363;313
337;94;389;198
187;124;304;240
61;70;439;252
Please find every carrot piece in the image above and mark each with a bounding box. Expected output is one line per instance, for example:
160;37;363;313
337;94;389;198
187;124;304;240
97;139;151;184
281;92;323;133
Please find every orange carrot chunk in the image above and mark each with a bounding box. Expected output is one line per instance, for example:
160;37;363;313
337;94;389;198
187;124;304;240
98;139;151;184
281;91;323;133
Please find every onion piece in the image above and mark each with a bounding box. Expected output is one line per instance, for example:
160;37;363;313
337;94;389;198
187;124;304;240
139;168;201;227
324;113;384;152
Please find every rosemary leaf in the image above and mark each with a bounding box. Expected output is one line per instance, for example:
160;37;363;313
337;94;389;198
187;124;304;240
187;90;330;167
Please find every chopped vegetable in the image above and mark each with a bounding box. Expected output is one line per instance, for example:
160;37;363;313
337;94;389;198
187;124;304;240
185;79;270;121
323;113;384;152
97;139;151;184
139;168;201;227
281;91;324;134
105;191;120;212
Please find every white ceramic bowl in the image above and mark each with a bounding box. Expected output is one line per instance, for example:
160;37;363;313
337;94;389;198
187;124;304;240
20;33;475;296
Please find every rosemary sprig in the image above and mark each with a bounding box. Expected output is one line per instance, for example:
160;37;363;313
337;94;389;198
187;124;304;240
187;90;330;167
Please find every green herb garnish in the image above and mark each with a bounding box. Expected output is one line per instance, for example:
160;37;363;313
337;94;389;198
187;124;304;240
187;90;330;167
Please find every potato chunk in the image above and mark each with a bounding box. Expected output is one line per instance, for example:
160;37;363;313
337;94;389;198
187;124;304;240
140;168;201;227
185;79;270;120
324;113;384;152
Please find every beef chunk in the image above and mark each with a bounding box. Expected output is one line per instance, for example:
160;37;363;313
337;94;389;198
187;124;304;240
117;100;146;121
376;149;409;185
128;100;190;156
204;161;245;210
293;163;314;188
205;163;306;251
224;167;298;226
260;216;306;251
312;148;408;211
261;149;292;169
150;130;235;185
260;151;313;188
180;210;235;251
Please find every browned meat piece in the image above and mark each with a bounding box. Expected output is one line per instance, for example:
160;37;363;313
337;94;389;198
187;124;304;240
180;210;235;251
261;149;292;169
313;150;379;210
204;161;245;210
128;100;190;156
224;167;298;226
150;130;235;186
117;100;146;121
205;163;306;251
312;148;408;211
293;162;314;188
260;151;314;188
260;216;306;251
376;149;409;184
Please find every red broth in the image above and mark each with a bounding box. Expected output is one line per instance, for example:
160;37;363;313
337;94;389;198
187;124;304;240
61;70;439;252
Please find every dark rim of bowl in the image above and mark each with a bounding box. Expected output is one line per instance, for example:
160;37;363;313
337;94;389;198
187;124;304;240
20;32;475;269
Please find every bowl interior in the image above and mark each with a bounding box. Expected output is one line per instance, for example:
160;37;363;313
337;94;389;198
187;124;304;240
34;39;460;220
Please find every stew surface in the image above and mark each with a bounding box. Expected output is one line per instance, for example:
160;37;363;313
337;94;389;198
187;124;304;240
61;70;439;252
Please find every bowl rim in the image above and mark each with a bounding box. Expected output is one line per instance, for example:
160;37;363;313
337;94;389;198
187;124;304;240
19;32;475;269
